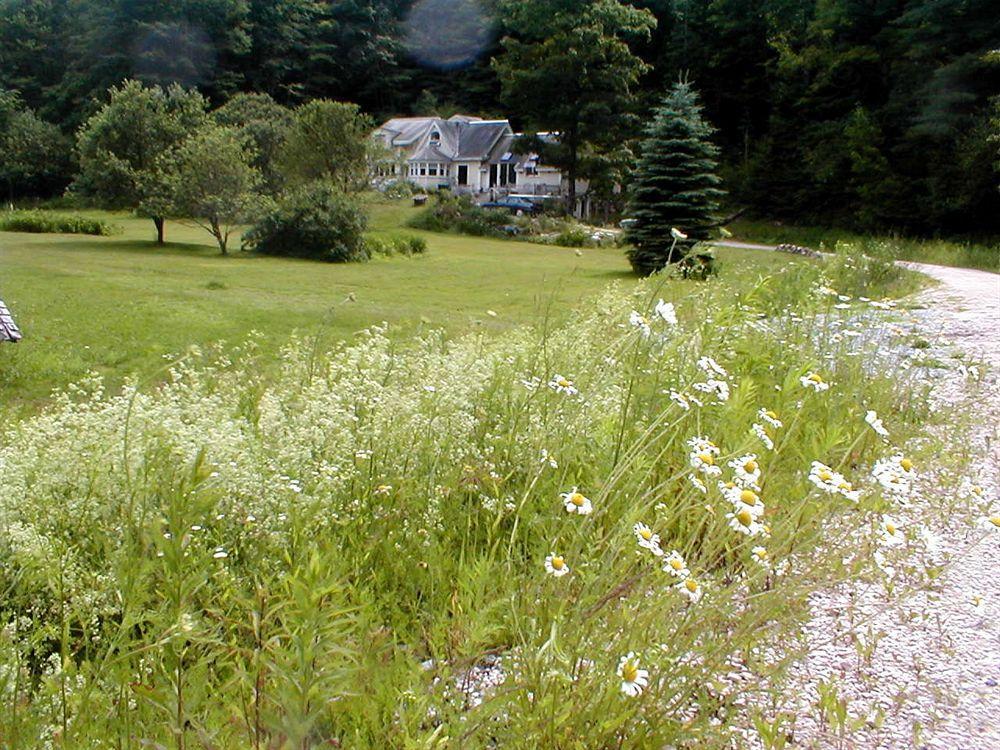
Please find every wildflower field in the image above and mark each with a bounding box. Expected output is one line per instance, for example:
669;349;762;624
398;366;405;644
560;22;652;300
0;239;959;748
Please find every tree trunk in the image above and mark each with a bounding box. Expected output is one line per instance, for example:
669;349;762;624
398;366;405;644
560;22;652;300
153;217;165;244
211;218;227;255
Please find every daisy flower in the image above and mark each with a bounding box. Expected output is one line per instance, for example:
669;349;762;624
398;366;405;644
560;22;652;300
688;436;722;476
671;227;688;240
689;475;707;494
629;310;652;337
677;576;703;603
726;487;765;518
758;408;783;429
662;550;689;578
982;514;1000;530
872;456;915;496
669;390;691;410
545;553;570;577
728;454;761;487
727;508;763;536
865;410;889;438
808;461;843;494
693;379;730;402
698;356;728;378
752;423;774;450
654;299;678;326
835;479;861;503
618;653;650;697
879;516;905;547
561;487;593;515
633;523;663;556
548;374;578;396
750;546;770;569
800;372;830;392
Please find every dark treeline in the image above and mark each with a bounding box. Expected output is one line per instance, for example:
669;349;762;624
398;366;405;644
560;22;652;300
1;0;998;235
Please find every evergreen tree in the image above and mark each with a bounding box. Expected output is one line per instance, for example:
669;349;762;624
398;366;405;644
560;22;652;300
626;81;723;277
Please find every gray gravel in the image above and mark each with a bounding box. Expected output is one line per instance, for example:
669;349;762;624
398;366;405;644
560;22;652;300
785;262;1000;748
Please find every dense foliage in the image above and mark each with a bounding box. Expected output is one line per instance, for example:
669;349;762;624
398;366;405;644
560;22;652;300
626;81;724;275
0;0;995;235
242;181;369;261
0;210;119;235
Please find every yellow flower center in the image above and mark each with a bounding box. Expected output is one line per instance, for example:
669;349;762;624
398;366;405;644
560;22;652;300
570;493;586;507
621;662;639;683
808;373;823;383
551;556;565;570
885;523;896;536
900;458;913;472
989;516;1000;528
744;460;758;473
740;490;758;505
685;578;698;592
755;549;768;560
818;470;832;482
725;481;736;489
558;378;571;388
699;453;715;466
766;410;778;420
640;528;653;541
669;558;684;570
737;509;753;527
838;481;852;491
972;485;983;496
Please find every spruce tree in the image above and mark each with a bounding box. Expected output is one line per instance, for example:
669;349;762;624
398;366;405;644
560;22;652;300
626;81;724;276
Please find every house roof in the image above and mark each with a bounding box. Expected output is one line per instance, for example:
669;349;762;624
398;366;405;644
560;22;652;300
0;299;22;343
378;114;512;163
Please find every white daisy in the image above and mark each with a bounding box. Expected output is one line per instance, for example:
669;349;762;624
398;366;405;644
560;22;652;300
677;576;703;603
693;379;730;402
548;374;579;396
670;227;688;240
865;410;889;438
688;436;722;476
757;408;783;429
878;515;905;547
872;456;915;496
618;652;650;697
544;553;570;577
727;508;764;536
654;299;678;326
633;523;663;556
689;475;707;494
725;486;765;518
752;423;774;450
750;546;770;569
662;550;690;578
800;372;831;391
669;390;691;410
808;461;843;494
698;356;728;378
629;310;652;337
561;487;593;515
728;454;761;487
982;514;1000;531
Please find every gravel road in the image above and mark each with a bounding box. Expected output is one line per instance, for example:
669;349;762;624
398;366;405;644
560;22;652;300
784;259;1000;748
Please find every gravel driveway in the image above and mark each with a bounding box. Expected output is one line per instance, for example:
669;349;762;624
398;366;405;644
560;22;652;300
784;259;1000;748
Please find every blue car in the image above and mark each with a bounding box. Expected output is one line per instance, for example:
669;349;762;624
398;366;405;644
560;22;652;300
480;197;538;215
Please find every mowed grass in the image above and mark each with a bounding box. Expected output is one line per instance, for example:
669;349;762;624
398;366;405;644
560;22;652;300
0;200;801;419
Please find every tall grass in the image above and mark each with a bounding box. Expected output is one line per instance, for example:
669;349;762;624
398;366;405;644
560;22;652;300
731;218;999;272
0;210;121;236
0;256;938;747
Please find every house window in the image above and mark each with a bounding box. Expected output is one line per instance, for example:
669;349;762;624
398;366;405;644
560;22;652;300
419;164;426;176
458;165;469;185
430;130;440;145
429;165;438;176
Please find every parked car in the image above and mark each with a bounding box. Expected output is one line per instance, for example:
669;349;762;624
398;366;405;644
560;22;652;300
480;197;538;215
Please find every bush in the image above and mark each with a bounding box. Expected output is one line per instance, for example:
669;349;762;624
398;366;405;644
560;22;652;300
363;232;427;258
242;182;368;262
381;180;418;199
407;193;509;237
0;210;120;235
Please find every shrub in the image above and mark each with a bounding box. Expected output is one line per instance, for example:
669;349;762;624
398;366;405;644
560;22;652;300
0;210;120;236
242;182;368;262
363;232;428;258
552;227;591;247
407;193;508;237
382;180;418;199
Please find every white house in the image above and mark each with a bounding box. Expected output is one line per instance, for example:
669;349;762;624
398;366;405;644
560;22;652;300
373;115;585;204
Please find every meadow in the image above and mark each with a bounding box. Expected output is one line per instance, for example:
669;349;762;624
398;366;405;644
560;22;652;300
1;201;803;421
0;205;946;748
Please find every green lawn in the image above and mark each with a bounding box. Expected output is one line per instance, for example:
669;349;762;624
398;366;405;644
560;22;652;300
0;201;800;420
